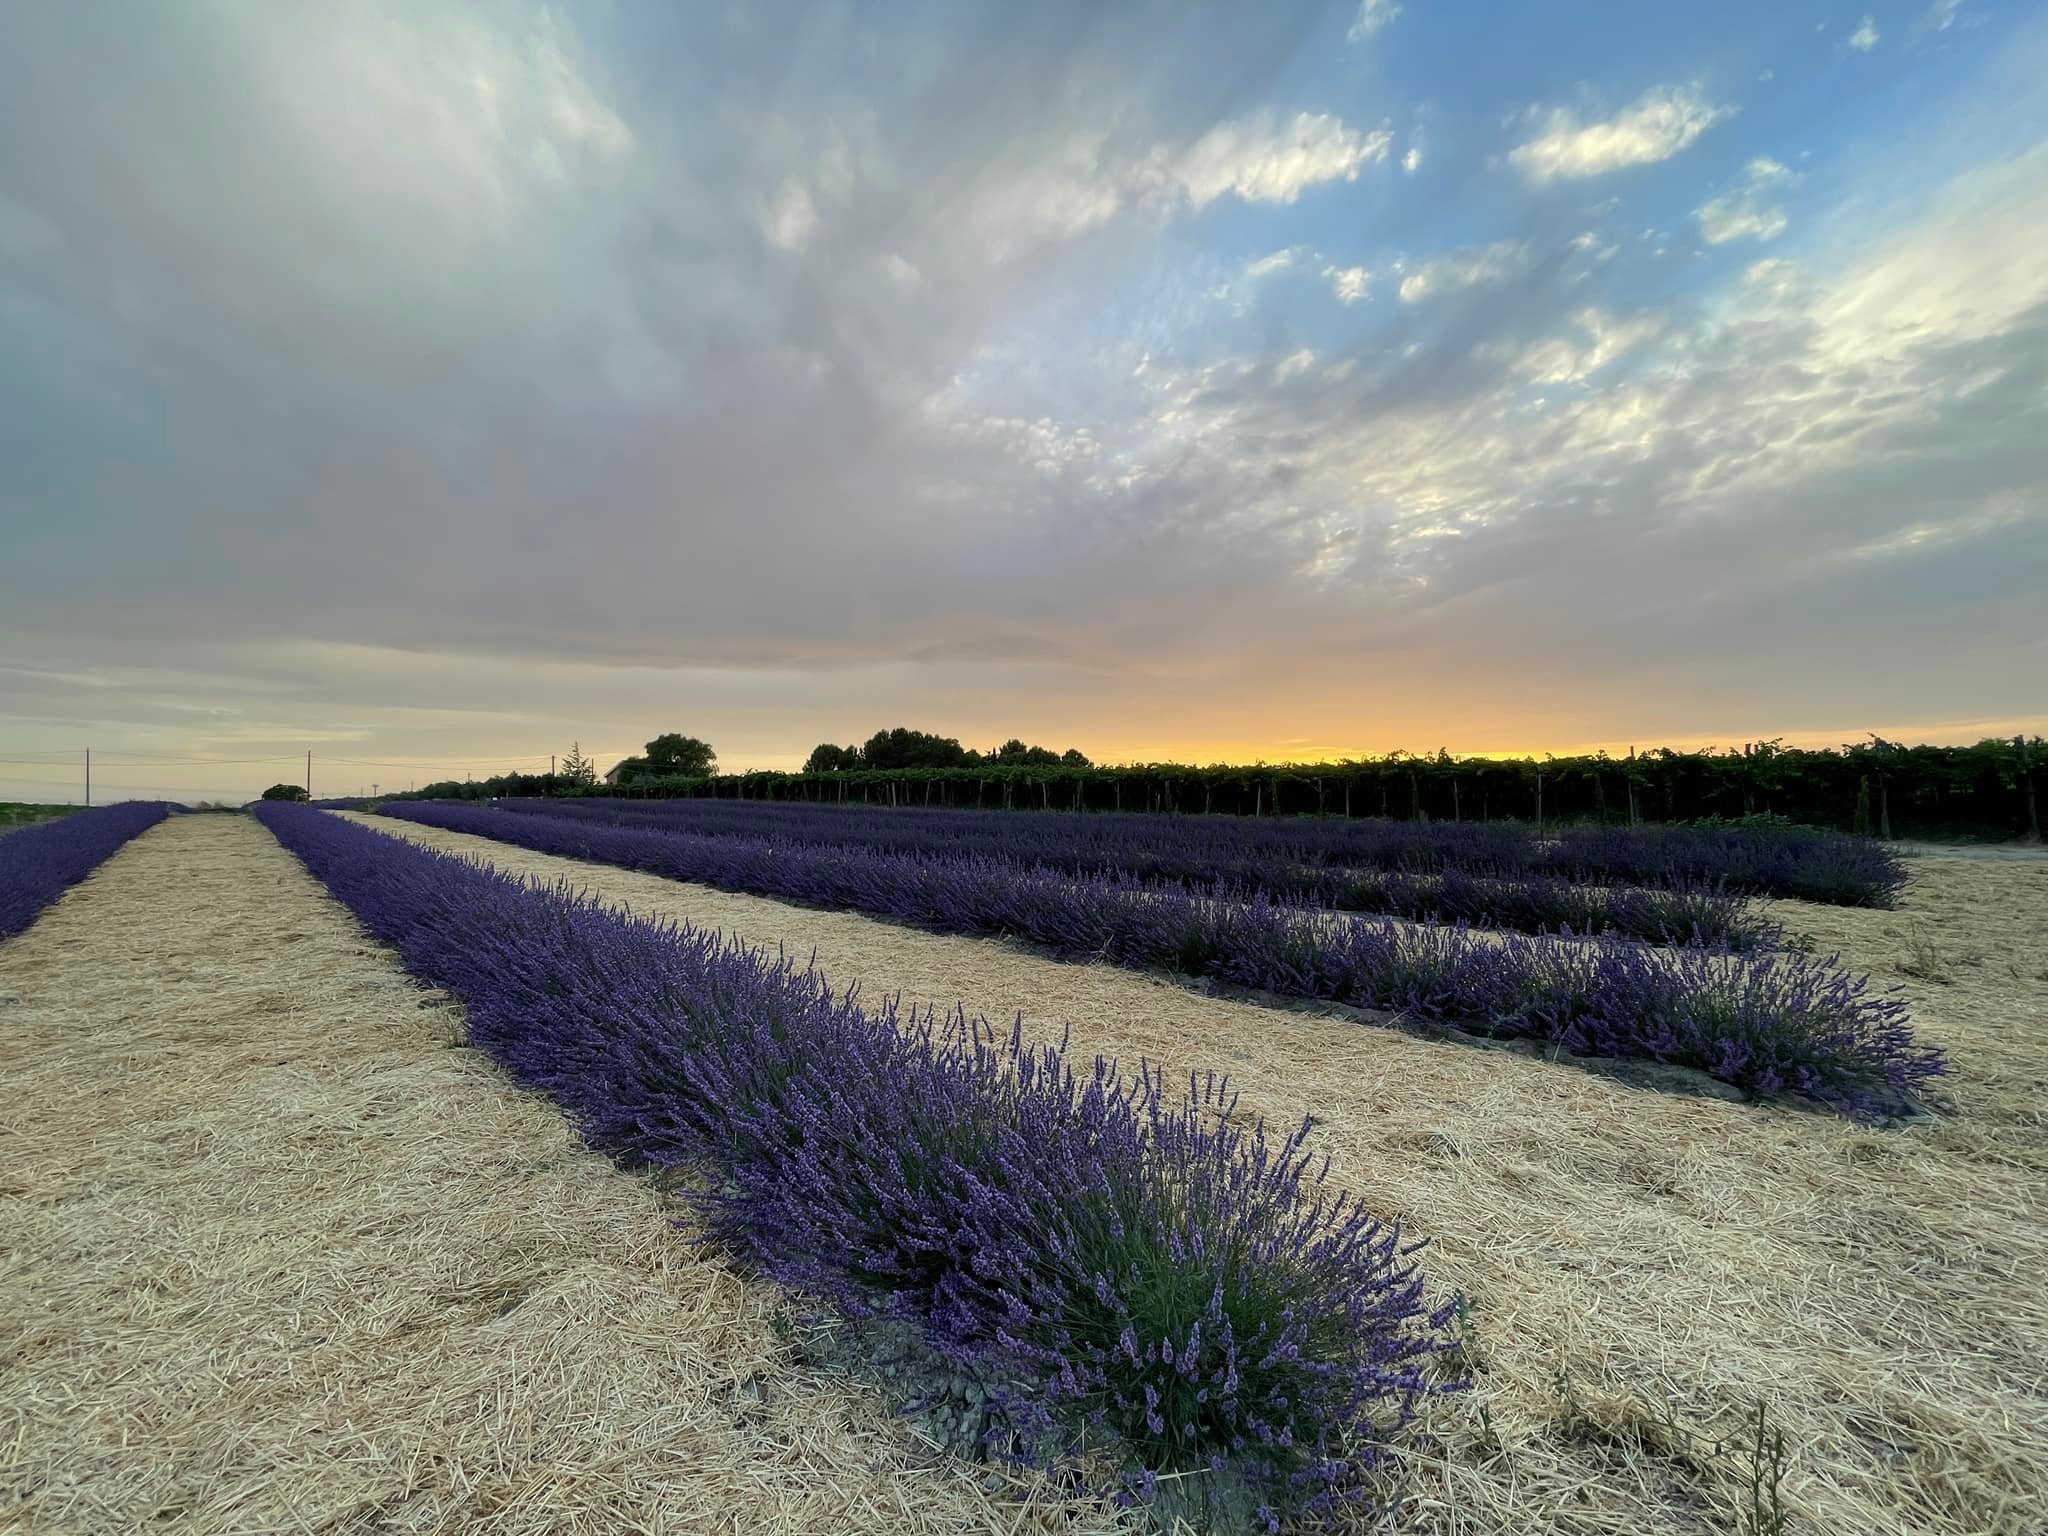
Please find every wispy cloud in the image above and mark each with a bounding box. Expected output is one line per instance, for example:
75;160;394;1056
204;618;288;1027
1346;0;1402;43
1324;264;1372;303
1695;157;1794;245
1508;84;1732;182
1397;239;1527;302
1849;15;1881;50
1164;111;1391;207
1244;248;1304;280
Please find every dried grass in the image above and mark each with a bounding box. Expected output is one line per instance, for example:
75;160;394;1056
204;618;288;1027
0;816;1135;1535
340;812;2048;1536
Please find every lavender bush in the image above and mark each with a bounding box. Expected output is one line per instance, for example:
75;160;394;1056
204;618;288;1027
385;801;1944;1118
255;803;1453;1527
0;801;173;939
1539;819;1907;907
503;798;1778;949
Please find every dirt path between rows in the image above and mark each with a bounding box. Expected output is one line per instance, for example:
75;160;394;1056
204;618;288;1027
344;810;2048;1536
0;813;1118;1536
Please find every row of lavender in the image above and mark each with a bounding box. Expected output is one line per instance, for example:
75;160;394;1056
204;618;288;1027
257;803;1455;1527
383;801;1942;1118
502;798;1776;950
0;801;174;940
503;795;1906;908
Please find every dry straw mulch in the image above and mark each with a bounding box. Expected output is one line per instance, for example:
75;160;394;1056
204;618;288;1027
0;815;1133;1536
345;812;2048;1536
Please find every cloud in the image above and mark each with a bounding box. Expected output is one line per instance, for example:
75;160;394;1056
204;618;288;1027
1324;264;1372;303
1163;111;1391;207
1078;142;2048;725
1508;84;1733;183
1272;347;1316;382
1397;240;1527;302
1849;15;1881;49
1930;0;1964;30
761;178;818;250
1244;248;1304;280
1402;145;1423;175
0;3;2040;777
1695;157;1794;245
1513;308;1666;384
964;110;1389;260
1347;0;1402;42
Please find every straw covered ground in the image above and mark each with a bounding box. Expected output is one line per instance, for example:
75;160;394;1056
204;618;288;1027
0;814;1131;1535
338;811;2048;1536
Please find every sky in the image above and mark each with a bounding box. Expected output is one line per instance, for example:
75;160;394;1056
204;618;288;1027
2;1;2044;803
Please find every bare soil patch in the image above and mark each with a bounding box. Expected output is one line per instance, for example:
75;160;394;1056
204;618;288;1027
347;811;2048;1536
0;814;1124;1536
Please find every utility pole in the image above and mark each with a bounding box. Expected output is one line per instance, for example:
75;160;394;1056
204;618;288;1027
85;748;91;807
306;750;312;799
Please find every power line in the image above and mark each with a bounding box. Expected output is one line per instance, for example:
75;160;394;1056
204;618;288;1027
0;751;575;768
319;755;557;768
0;754;304;767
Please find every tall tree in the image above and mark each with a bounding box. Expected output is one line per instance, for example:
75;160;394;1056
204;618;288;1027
804;743;860;773
861;727;973;770
644;733;716;777
561;742;598;787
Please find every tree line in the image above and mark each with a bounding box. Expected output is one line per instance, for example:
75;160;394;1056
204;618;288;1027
375;732;2043;841
802;727;1090;774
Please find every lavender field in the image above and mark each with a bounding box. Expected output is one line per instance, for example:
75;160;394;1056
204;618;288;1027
4;803;2041;1536
388;798;1940;1119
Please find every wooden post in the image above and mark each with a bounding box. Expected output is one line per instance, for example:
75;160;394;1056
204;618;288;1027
1535;769;1544;830
85;749;91;807
1452;775;1461;822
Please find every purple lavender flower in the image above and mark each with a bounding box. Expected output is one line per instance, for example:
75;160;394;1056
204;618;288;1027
381;799;1945;1119
254;803;1461;1524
